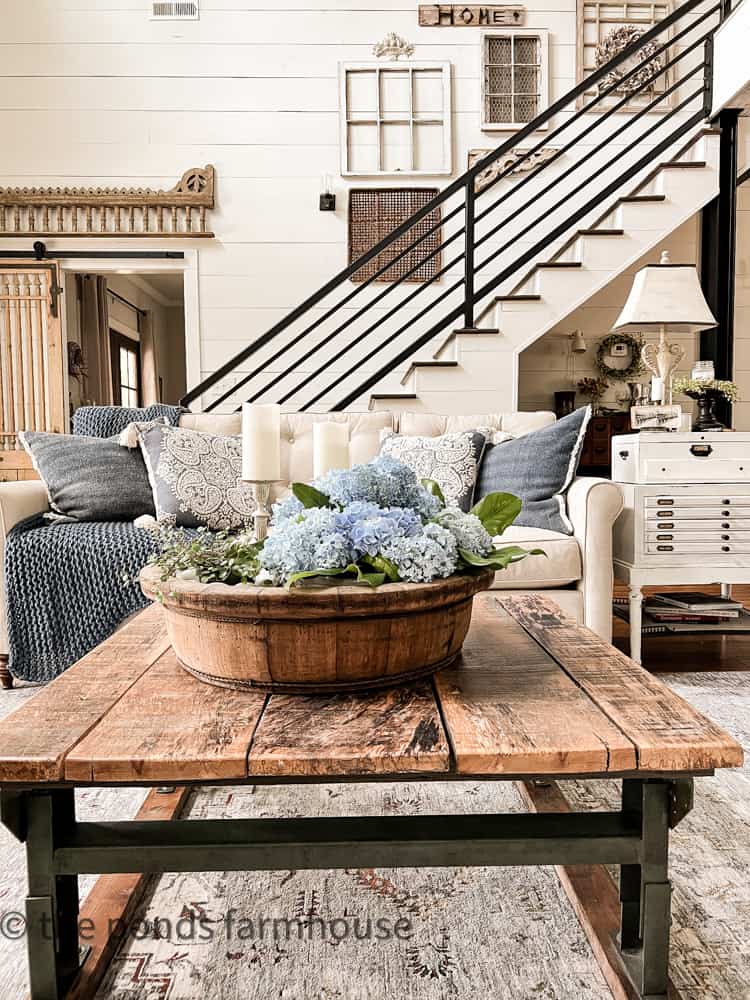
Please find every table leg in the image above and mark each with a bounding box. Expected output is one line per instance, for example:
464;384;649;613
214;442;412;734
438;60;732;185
618;779;671;1000
629;588;643;665
0;653;13;690
25;790;81;1000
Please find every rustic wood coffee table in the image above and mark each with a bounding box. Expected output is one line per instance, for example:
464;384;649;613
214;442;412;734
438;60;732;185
0;594;742;1000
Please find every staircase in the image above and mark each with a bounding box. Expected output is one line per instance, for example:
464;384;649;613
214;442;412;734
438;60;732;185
182;0;734;417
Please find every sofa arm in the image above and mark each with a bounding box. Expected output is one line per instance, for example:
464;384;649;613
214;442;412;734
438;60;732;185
0;481;50;656
566;476;624;643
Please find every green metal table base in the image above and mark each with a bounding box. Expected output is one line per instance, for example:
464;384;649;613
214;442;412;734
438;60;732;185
1;777;692;1000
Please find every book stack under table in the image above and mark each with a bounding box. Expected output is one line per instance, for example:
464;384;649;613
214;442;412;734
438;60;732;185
614;590;750;635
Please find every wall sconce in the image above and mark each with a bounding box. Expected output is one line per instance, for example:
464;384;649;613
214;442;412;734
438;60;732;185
319;174;336;212
569;329;587;353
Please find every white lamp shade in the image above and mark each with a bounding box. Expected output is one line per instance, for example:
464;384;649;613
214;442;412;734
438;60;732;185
613;254;718;333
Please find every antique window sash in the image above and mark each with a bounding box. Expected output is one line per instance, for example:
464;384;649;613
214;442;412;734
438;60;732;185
480;29;550;131
339;62;452;176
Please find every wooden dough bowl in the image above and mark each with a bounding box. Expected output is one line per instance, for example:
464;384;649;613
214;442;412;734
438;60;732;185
140;565;494;693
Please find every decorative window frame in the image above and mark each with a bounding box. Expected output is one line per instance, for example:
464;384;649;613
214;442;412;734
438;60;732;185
338;61;453;176
577;0;673;112
479;28;550;132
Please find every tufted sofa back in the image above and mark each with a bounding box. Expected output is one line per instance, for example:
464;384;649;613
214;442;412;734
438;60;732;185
178;409;556;498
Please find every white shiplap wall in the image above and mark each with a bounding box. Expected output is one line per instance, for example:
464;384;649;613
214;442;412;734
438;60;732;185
0;0;710;412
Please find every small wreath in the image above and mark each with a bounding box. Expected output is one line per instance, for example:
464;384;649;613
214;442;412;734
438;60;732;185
595;25;662;97
595;333;643;381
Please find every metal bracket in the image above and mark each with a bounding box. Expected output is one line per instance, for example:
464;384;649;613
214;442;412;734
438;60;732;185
668;778;694;829
0;790;27;842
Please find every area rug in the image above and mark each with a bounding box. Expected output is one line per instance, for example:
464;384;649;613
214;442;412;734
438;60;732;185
0;671;748;1000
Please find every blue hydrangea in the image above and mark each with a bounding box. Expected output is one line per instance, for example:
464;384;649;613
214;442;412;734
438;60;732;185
314;456;439;519
259;507;355;585
434;508;494;556
271;493;304;523
380;522;458;583
337;502;422;557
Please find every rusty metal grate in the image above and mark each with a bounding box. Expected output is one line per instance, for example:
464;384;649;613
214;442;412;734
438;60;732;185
348;188;442;283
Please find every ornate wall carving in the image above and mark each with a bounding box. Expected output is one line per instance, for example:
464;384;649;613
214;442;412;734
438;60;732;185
0;166;215;238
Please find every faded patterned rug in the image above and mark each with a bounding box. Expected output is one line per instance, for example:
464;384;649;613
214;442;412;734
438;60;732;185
1;672;748;1000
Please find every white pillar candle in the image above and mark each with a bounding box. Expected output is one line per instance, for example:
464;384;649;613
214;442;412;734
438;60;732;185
313;421;350;479
650;377;664;402
242;403;281;481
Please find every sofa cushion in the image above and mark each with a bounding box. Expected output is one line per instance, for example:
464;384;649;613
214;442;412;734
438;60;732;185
475;406;591;535
397;411;555;437
489;526;582;588
138;423;256;531
19;430;155;522
379;429;487;511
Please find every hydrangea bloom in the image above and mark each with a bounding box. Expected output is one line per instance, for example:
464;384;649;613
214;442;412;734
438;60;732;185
380;522;458;583
434;508;494;556
337;502;422;557
271;493;304;523
259;507;355;585
314;456;439;519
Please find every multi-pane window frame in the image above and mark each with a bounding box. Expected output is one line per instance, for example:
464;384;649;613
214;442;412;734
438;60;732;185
480;29;550;131
339;61;453;176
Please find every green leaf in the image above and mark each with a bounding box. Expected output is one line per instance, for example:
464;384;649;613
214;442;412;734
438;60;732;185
421;478;446;507
470;492;522;536
286;563;385;589
458;545;545;570
291;482;332;509
362;553;401;582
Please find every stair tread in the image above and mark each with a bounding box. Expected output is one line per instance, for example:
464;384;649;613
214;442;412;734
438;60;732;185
620;194;666;203
538;261;583;268
410;360;459;367
370;393;418;399
663;160;707;168
496;294;542;301
577;228;625;236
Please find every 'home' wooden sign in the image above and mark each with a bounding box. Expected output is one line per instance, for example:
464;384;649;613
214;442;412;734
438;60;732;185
418;5;525;26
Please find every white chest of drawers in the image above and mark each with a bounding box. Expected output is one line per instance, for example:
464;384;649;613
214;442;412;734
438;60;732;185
611;433;750;663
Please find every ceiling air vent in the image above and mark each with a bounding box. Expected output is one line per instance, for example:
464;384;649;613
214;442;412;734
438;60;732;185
151;1;199;19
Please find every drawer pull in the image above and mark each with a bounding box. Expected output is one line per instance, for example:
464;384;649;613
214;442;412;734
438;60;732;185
722;522;730;529
656;534;673;541
722;534;730;541
722;510;730;517
618;450;629;459
656;498;673;506
657;545;674;551
657;522;674;529
723;499;731;505
722;545;731;552
690;443;713;457
657;510;674;518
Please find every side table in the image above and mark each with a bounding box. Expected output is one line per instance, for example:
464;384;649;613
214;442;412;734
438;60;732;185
611;431;750;663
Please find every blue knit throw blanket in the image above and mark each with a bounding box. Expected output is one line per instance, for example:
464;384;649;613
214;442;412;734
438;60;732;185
72;403;186;438
5;515;160;683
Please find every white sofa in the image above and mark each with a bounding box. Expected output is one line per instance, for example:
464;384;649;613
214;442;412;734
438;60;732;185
0;409;623;686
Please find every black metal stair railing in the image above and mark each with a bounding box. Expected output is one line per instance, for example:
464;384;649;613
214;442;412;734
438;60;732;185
182;0;727;414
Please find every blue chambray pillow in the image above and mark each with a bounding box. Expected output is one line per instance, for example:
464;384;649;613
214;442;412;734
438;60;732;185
475;406;591;534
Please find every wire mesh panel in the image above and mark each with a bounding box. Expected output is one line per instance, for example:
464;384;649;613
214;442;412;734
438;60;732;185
348;189;442;283
483;33;543;126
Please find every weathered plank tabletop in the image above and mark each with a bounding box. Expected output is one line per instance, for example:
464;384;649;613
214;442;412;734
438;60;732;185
0;593;743;1000
0;593;741;785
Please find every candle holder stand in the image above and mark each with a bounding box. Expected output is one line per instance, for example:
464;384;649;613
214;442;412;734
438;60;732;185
243;480;282;542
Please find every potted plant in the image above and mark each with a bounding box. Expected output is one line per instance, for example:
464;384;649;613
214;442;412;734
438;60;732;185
672;377;739;431
141;457;543;693
577;376;609;415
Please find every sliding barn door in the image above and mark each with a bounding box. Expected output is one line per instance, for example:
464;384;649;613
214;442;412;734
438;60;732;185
0;262;65;480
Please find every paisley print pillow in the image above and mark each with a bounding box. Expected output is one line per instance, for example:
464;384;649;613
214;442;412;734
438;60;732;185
138;424;256;531
379;430;487;512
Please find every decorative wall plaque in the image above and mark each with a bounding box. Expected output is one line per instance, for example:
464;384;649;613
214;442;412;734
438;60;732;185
348;189;441;283
468;147;558;193
0;166;215;238
373;32;415;59
418;5;525;26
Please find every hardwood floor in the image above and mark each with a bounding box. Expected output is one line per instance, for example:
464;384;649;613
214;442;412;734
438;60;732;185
612;583;750;673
